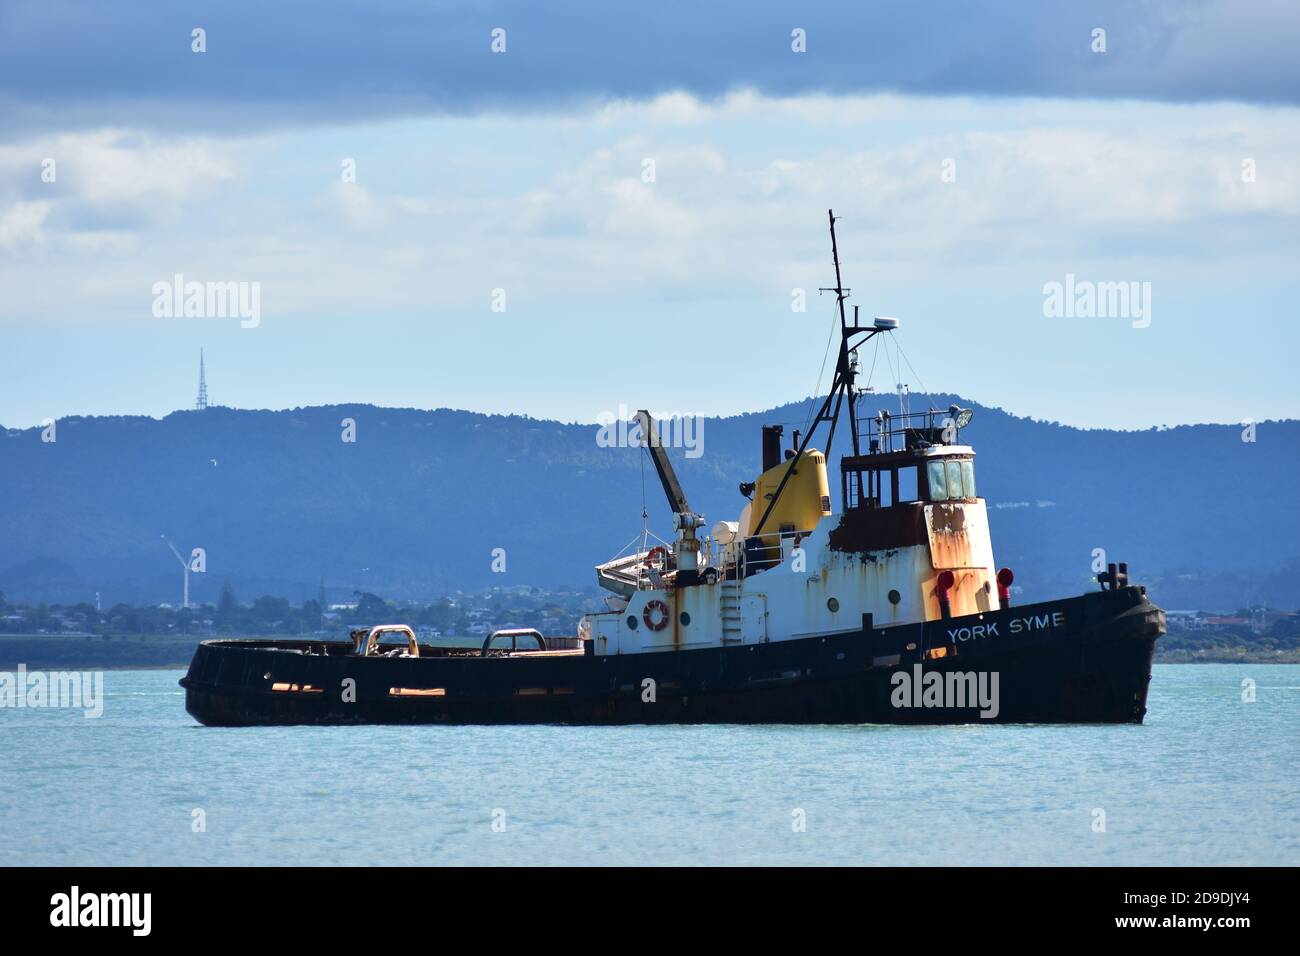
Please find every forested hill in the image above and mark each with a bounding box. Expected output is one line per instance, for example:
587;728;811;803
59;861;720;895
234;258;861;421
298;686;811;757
2;398;1297;610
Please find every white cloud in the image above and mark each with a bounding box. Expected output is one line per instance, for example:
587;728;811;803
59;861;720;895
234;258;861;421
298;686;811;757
0;200;49;247
0;130;239;203
63;130;236;203
0;92;1295;321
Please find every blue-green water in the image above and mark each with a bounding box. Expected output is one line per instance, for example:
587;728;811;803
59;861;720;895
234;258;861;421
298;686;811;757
2;665;1297;866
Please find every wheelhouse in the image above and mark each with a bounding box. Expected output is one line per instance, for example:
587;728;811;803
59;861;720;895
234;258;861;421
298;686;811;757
839;406;977;511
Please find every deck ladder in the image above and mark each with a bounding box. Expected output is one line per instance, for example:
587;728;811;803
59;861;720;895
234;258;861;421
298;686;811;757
719;579;743;643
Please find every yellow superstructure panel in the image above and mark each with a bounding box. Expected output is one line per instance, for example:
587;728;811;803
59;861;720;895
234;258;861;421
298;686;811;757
747;449;832;535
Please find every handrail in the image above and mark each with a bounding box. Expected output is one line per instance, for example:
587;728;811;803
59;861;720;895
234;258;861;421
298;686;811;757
359;624;420;658
712;527;814;577
860;406;967;455
481;628;547;657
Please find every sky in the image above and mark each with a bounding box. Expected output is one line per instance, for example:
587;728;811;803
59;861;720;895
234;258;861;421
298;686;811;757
1;0;1297;430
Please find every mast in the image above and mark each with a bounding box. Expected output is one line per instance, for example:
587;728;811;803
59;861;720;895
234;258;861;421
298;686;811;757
751;209;890;535
827;212;864;464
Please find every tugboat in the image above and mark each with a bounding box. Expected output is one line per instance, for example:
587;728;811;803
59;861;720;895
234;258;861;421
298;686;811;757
181;211;1164;726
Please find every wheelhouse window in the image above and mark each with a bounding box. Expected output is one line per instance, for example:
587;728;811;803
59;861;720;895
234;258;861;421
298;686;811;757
856;459;971;508
897;466;918;503
927;460;948;500
927;458;976;501
946;460;963;499
865;464;920;507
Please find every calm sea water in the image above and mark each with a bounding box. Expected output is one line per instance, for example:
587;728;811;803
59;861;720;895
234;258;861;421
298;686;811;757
2;664;1296;866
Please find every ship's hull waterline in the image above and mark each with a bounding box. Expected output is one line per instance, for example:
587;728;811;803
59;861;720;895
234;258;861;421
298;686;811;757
180;586;1163;726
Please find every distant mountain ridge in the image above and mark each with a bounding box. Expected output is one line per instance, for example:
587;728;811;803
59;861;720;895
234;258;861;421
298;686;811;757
2;397;1298;610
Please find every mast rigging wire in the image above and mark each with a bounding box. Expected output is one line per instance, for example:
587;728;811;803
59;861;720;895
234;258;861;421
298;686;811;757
893;334;930;404
800;295;841;441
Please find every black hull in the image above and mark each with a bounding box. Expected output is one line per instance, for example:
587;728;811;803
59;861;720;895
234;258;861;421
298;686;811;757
181;586;1163;726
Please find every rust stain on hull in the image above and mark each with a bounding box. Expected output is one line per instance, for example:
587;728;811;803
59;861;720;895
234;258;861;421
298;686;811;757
925;503;980;571
923;568;989;620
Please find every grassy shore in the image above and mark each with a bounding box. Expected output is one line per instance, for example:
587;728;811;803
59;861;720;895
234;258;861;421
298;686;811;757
0;634;204;669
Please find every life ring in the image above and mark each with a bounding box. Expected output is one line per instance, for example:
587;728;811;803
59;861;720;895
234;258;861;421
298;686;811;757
643;599;670;632
647;546;669;567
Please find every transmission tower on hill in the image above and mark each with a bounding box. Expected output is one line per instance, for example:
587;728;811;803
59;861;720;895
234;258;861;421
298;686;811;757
195;349;209;411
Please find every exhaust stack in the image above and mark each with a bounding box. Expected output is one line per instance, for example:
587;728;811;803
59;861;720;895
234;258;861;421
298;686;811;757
762;425;783;472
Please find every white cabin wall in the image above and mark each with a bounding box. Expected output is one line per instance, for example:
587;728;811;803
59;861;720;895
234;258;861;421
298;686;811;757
585;493;1000;655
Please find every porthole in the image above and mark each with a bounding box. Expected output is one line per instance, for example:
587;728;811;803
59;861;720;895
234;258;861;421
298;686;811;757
827;597;840;612
626;615;638;630
888;589;901;605
680;611;691;626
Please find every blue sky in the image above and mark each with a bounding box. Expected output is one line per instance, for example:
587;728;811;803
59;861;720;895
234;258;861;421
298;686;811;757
1;0;1297;429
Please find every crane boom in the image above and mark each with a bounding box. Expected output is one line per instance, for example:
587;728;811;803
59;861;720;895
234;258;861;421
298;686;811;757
635;409;691;516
